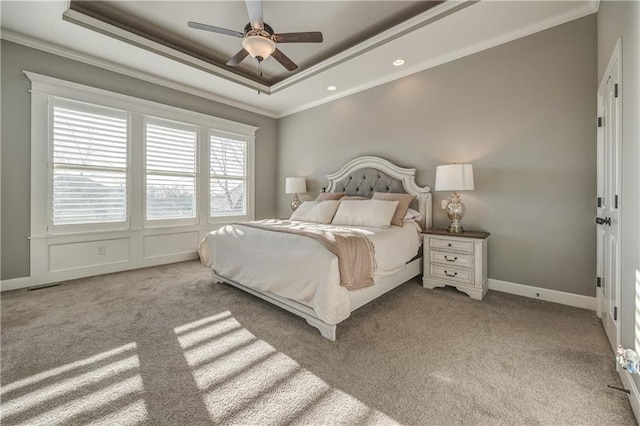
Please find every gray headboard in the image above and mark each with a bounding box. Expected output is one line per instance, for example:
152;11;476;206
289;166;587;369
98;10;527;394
325;156;432;229
332;167;406;197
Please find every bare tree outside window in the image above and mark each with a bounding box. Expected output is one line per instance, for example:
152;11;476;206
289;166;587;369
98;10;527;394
210;137;246;217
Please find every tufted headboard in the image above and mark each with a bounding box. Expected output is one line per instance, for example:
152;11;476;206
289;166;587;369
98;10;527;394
325;156;432;229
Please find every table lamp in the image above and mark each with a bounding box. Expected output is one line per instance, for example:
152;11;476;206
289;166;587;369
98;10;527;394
435;164;474;233
285;177;307;211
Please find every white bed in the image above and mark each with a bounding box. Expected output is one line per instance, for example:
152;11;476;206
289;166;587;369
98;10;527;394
199;156;433;340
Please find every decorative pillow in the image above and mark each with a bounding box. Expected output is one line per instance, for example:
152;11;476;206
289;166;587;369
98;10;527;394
331;200;399;229
290;200;340;224
404;208;422;222
315;192;346;201
372;192;416;227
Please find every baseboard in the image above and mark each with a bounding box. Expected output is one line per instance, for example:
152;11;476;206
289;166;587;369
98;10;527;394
0;276;32;292
619;366;640;422
488;278;596;311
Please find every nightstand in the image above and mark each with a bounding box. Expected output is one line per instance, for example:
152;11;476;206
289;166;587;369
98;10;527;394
422;229;490;300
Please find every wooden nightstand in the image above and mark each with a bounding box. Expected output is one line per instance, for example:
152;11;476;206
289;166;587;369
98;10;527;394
422;229;490;300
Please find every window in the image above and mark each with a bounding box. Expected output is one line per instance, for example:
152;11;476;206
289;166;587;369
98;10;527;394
29;72;256;243
145;118;197;223
51;100;128;228
209;134;247;218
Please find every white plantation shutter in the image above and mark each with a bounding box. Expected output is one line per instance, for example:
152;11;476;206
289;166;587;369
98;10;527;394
145;118;197;221
210;134;247;217
52;100;128;226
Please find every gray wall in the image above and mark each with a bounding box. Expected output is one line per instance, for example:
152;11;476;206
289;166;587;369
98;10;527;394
0;40;278;280
597;1;640;357
278;15;597;296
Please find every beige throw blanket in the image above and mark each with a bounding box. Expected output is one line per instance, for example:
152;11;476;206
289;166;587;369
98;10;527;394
236;220;376;290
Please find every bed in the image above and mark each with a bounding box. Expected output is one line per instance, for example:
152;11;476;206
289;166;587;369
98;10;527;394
199;156;433;340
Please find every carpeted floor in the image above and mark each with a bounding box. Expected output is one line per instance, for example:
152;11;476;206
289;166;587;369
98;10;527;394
0;260;635;425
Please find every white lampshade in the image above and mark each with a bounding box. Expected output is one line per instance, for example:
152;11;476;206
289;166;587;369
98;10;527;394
285;177;307;194
242;35;276;60
435;164;475;191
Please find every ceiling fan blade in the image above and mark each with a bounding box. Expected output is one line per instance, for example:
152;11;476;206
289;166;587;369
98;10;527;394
271;48;298;71
227;49;250;67
245;0;264;30
188;21;244;38
274;32;323;43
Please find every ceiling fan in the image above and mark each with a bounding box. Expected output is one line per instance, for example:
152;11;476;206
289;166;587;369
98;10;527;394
187;0;323;72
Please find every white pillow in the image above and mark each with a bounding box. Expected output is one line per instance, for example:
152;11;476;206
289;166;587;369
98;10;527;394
331;199;399;228
404;208;422;222
290;200;340;224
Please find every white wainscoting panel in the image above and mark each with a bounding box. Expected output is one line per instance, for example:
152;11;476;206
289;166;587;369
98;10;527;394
488;278;596;311
49;238;130;273
143;232;199;259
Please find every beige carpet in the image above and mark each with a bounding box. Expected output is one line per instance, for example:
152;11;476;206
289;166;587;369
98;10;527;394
0;260;635;425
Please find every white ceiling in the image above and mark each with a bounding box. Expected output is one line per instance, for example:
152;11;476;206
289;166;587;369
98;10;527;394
1;1;598;118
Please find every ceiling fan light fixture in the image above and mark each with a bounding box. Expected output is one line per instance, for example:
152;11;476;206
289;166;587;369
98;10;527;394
242;35;276;61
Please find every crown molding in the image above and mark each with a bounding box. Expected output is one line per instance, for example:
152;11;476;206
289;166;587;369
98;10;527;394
278;0;599;117
1;29;279;119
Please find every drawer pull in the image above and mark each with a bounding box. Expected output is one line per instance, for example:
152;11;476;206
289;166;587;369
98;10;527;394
444;270;458;277
447;243;452;247
444;255;458;262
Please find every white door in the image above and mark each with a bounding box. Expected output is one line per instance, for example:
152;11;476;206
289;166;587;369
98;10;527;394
596;40;622;350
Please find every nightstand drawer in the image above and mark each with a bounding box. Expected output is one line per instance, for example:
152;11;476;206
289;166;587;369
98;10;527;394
430;250;474;268
429;237;474;253
429;264;475;286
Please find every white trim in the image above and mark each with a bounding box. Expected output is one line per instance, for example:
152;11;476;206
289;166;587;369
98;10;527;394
620;366;640;421
1;30;278;118
488;278;596;311
0;277;32;292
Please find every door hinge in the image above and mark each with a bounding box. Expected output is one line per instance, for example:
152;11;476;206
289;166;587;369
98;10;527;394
615;195;619;209
615;83;619;98
597;197;602;207
614;306;618;321
598;117;603;127
596;277;602;288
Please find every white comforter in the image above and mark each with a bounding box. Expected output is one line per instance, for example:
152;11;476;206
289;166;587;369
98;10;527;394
199;220;422;325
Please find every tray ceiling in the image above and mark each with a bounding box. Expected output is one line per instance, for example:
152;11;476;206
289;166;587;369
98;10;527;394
1;1;599;117
66;1;443;86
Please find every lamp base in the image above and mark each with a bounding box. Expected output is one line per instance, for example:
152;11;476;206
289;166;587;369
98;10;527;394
445;192;466;233
447;221;464;233
290;194;301;211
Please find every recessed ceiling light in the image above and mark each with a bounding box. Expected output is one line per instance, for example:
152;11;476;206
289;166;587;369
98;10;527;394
393;59;405;67
326;85;337;91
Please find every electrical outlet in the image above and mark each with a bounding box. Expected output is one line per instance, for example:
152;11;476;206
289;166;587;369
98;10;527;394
441;200;448;209
97;246;106;255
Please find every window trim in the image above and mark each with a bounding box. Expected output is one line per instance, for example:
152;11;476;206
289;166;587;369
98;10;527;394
27;71;257;239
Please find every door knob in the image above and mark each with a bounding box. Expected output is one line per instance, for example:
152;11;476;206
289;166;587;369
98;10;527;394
596;217;611;226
